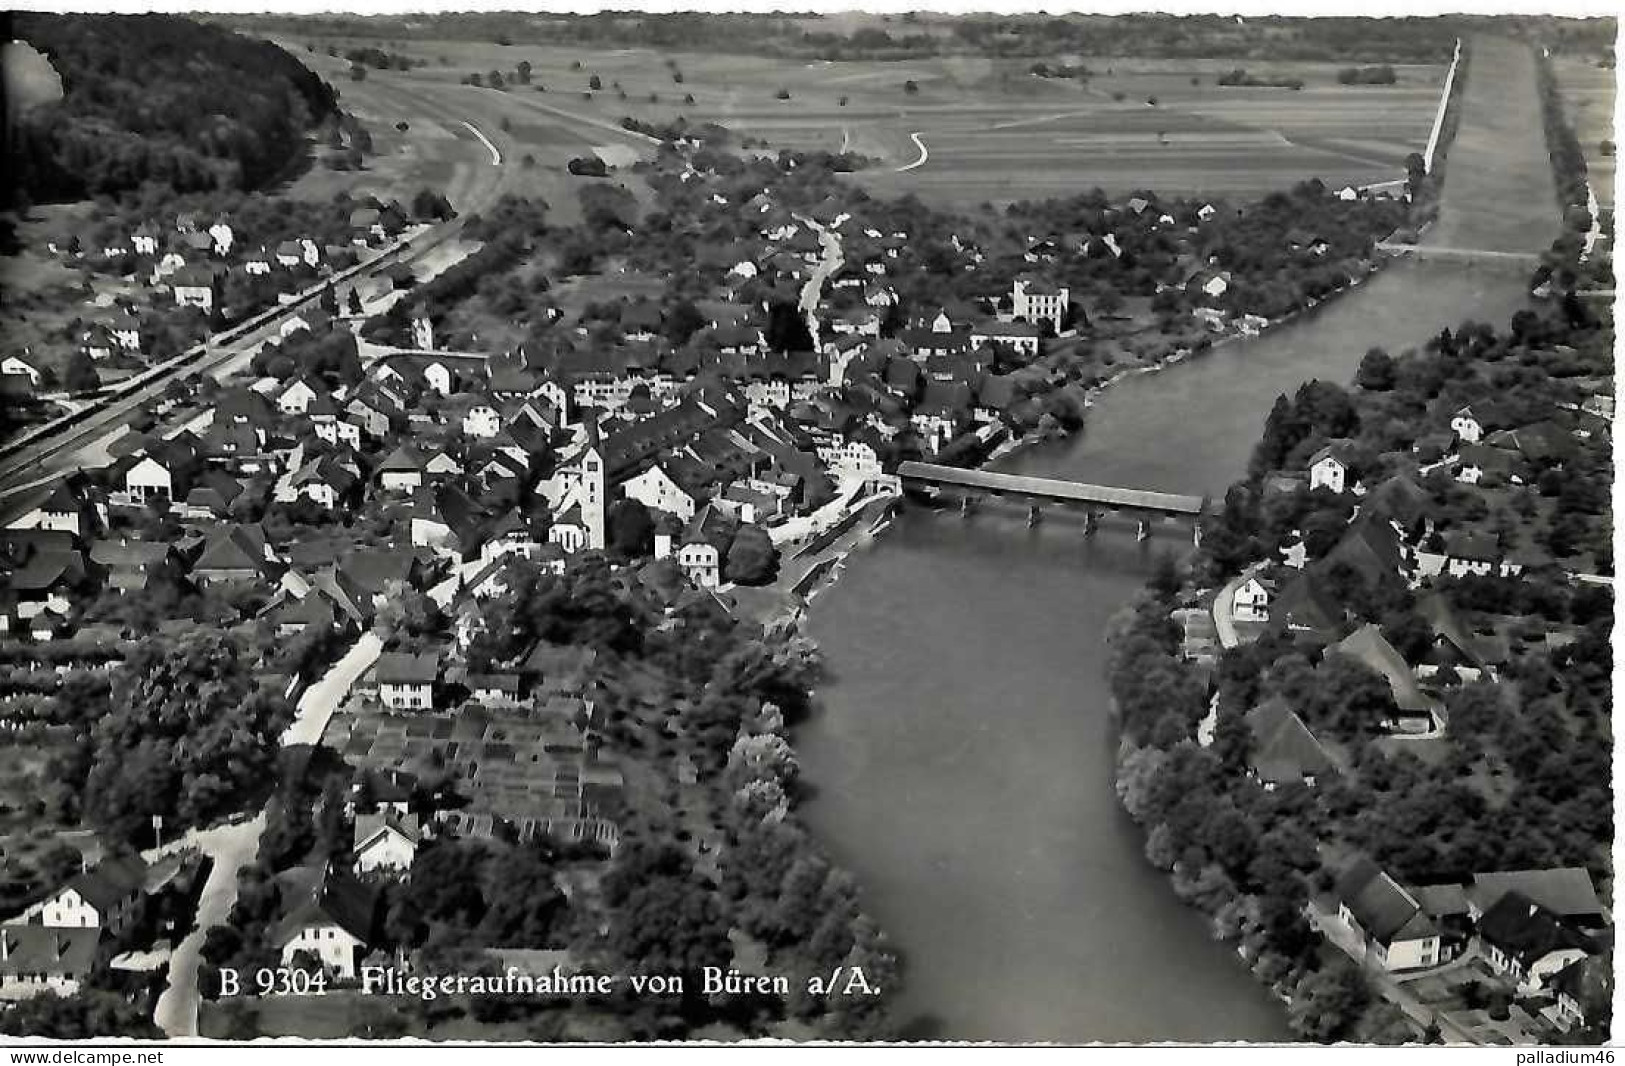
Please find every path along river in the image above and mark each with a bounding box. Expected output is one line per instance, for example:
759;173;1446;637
798;35;1563;1040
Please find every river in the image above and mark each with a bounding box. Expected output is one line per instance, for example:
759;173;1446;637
795;257;1541;1042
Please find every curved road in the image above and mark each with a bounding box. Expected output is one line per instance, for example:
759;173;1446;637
896;131;929;172
153;633;383;1037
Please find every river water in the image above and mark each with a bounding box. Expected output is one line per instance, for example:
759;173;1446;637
795;259;1539;1042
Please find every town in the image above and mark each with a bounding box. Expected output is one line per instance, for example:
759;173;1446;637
0;9;1613;1048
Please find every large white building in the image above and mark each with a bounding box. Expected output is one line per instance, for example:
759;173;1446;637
1012;277;1069;333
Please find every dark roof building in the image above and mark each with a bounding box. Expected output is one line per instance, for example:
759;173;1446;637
1245;698;1336;786
1336;857;1439;949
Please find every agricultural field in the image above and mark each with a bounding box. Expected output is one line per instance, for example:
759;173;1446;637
1553;54;1617;208
275;41;657;226
267;32;1446;208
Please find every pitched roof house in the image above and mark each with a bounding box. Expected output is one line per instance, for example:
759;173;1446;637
352;812;421;876
272;865;378;980
1477;892;1598;994
1244;698;1336;789
1335;858;1442;971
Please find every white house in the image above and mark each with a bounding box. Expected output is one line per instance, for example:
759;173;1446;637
2;356;42;387
274;871;374;981
278;379;322;417
25;858;146;937
822;439;882;481
1011;277;1069;333
676;539;722;589
672;506;732;590
1478;893;1596;997
374;652;438;711
970;321;1041;357
9;483;94;538
171;269;216;311
131;225;160;256
207;220;233;256
1336;860;1441;972
621;463;699;521
125;455;175;500
352;813;420;877
1308;445;1350;494
314;419;363;451
1231;573;1275;623
1451;406;1485;443
109;315;141;353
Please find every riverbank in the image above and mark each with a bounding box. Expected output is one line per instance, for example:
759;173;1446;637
1104;590;1418;1043
728;493;901;632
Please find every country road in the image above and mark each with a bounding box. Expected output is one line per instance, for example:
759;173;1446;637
153;633;382;1037
798;222;845;351
151;814;264;1038
897;131;929;172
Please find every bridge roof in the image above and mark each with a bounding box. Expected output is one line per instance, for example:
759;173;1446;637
898;461;1204;515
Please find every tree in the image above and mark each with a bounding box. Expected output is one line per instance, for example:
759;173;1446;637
606;498;654;559
62;349;99;393
1148;551;1181;600
0;991;161;1038
1289;965;1371;1042
79;635;293;843
664;299;704;346
374;579;445;648
349;63;366;82
515;60;532;84
588;74;602;91
903;80;919;94
602;844;731;980
1355;347;1396;391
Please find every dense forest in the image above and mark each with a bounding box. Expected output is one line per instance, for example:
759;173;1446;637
10;14;339;203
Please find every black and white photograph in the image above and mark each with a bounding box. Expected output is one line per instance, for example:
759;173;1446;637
0;3;1616;1049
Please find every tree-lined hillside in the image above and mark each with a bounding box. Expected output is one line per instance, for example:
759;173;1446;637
10;14;339;203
